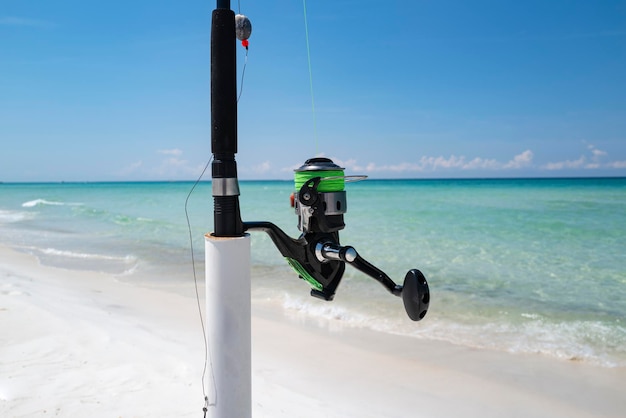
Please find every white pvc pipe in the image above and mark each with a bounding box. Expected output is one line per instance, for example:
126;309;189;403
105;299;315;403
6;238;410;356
205;233;251;418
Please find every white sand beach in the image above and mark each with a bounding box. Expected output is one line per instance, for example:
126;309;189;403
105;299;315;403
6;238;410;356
1;245;624;417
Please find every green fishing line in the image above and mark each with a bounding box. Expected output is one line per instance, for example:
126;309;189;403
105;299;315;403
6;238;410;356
294;170;345;192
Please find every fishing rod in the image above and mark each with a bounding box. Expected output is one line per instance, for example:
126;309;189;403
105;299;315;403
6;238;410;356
210;1;429;321
205;2;429;416
211;0;244;237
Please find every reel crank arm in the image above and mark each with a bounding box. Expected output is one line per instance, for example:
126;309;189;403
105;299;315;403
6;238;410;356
316;241;430;321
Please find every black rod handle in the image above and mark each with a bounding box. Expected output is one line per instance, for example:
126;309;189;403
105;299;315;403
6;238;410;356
211;4;243;236
211;8;237;155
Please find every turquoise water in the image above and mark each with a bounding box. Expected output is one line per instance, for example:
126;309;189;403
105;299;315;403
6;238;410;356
1;178;625;366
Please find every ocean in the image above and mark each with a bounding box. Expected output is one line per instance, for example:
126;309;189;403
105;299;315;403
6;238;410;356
1;178;625;367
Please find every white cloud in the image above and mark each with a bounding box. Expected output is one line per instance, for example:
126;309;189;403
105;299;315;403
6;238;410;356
153;149;193;177
272;147;624;179
542;144;625;171
503;150;534;169
117;160;143;176
608;160;626;169
115;148;207;179
463;157;500;169
155;156;196;176
330;150;534;174
588;144;608;164
162;157;187;167
543;156;586;170
252;161;271;174
157;148;183;156
591;148;607;158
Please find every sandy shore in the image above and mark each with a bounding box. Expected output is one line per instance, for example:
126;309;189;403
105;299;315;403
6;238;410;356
1;245;624;417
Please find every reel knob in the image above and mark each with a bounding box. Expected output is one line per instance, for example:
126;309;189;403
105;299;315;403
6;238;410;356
402;269;430;321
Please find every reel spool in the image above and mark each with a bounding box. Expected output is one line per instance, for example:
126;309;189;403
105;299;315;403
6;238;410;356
294;158;348;233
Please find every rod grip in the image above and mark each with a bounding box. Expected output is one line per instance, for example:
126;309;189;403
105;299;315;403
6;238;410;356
211;8;237;155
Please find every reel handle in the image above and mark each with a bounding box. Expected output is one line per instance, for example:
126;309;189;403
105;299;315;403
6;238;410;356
401;269;430;321
243;224;430;322
317;241;430;321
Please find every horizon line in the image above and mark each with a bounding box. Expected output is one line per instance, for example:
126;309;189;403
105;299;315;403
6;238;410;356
2;175;626;185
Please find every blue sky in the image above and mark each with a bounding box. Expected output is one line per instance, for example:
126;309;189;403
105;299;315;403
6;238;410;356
1;0;625;181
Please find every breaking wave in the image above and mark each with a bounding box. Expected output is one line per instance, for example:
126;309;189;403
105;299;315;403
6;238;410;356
22;199;83;208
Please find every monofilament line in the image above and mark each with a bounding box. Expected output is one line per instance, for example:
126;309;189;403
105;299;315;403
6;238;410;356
237;48;248;103
302;0;319;154
184;156;217;410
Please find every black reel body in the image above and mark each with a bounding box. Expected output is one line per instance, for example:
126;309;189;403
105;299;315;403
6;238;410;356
244;157;429;321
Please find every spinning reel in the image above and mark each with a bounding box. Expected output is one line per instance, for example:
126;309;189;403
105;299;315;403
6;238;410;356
244;157;430;321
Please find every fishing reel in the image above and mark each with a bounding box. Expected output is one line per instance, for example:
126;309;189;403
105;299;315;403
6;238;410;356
243;157;429;321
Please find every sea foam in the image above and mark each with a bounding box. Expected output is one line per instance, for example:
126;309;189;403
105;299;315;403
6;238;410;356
22;199;83;208
38;247;137;262
0;210;34;223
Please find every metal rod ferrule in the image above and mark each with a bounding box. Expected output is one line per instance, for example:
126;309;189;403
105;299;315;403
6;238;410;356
212;178;241;196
